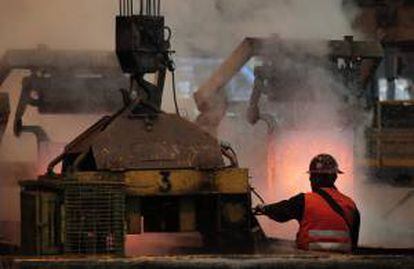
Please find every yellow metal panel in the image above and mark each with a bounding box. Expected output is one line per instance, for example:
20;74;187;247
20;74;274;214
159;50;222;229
356;158;378;168
74;168;250;196
73;172;122;183
124;170;208;195
381;158;414;168
214;169;249;194
358;158;414;168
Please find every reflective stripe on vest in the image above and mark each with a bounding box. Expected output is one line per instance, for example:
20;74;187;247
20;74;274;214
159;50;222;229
309;242;351;253
296;188;356;252
309;229;350;239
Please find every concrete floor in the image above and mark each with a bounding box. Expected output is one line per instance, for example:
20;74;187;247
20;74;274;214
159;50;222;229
2;239;414;269
4;254;413;269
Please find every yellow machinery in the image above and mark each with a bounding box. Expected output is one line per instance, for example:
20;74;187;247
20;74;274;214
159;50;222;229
18;0;263;255
353;0;414;183
364;100;414;182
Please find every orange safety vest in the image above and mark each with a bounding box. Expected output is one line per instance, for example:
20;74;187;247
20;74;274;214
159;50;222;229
296;188;357;253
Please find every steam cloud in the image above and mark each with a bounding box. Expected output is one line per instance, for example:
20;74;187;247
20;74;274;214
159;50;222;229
164;0;359;55
0;0;116;55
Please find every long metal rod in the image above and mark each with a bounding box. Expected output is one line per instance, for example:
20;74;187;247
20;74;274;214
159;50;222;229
172;71;180;116
131;0;134;15
194;38;255;112
194;38;256;135
157;0;160;15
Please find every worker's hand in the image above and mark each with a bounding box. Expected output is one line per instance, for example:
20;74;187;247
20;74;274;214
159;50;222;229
253;204;266;215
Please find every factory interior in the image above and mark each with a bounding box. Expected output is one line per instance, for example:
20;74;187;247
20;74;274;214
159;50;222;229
0;0;413;268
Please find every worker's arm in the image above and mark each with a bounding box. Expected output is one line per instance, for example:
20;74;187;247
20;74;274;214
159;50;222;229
260;193;305;222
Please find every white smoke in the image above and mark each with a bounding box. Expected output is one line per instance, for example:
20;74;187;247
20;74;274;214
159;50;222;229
164;0;360;56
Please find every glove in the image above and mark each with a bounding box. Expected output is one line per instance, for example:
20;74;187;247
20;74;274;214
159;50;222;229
253;204;266;215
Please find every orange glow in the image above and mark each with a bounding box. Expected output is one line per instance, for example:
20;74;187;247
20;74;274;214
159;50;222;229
125;233;203;256
266;135;278;195
263;129;355;239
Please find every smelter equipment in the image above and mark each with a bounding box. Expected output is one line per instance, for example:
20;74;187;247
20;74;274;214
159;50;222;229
19;0;262;255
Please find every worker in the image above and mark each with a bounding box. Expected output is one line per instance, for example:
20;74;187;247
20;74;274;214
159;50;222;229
255;154;360;253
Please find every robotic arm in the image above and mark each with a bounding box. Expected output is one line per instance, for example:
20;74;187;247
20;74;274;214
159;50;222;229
193;36;383;136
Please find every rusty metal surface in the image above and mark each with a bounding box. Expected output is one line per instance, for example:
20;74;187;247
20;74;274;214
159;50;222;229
64;116;115;155
92;113;224;170
63;110;224;171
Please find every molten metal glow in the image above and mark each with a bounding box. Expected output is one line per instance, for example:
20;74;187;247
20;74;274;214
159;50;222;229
125;233;203;256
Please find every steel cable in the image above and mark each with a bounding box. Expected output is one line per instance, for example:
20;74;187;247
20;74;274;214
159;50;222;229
171;71;181;117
